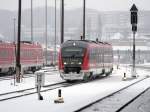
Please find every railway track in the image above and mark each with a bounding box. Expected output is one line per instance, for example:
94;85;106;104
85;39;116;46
0;81;70;101
0;74;109;102
0;77;13;81
75;76;150;112
0;75;34;81
0;70;58;81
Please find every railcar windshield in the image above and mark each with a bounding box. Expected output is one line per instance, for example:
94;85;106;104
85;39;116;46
62;47;85;58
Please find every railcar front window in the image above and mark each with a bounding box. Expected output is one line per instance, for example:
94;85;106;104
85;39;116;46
61;47;85;66
62;47;84;58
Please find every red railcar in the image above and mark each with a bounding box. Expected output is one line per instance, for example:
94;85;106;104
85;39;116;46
43;48;58;66
58;40;113;81
0;41;44;74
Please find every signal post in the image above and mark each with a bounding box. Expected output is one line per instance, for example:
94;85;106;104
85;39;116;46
130;4;138;77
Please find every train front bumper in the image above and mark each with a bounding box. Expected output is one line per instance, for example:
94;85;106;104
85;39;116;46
60;71;84;80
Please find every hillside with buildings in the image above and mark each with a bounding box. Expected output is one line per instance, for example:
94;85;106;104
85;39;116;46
0;7;150;46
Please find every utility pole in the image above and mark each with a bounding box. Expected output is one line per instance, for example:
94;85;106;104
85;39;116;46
98;14;102;41
13;18;16;62
87;17;91;40
13;18;17;78
13;18;16;43
31;0;33;42
83;0;86;40
60;0;64;44
138;50;141;64
130;4;138;77
16;0;22;83
45;0;48;65
54;0;57;65
117;50;120;69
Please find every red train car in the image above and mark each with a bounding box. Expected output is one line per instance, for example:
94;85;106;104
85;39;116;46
43;48;58;66
0;41;44;74
58;40;113;81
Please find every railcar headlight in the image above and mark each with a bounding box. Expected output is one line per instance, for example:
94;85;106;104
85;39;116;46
64;62;67;65
78;62;82;64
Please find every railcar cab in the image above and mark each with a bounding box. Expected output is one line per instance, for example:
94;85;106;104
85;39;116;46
60;40;87;74
59;39;113;81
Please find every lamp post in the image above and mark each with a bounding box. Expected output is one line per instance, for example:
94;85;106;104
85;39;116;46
13;18;16;65
45;0;48;65
54;0;57;65
130;4;138;77
13;18;16;44
16;0;22;83
13;18;17;85
60;0;64;44
83;0;86;40
31;0;33;42
117;50;120;69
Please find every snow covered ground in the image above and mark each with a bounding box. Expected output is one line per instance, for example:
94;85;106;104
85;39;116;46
0;65;150;112
136;63;150;69
0;67;64;94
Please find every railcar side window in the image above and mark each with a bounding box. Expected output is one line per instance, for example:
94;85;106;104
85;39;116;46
0;50;8;58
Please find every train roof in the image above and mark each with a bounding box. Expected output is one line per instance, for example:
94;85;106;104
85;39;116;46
62;40;88;48
64;40;111;45
0;40;33;45
0;41;42;49
61;40;111;48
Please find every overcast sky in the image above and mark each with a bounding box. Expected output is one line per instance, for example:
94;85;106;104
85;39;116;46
0;0;150;11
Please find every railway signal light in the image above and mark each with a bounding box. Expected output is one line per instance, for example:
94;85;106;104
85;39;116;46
130;4;138;25
130;4;138;32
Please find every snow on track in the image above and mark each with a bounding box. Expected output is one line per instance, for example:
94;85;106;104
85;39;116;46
78;77;150;112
